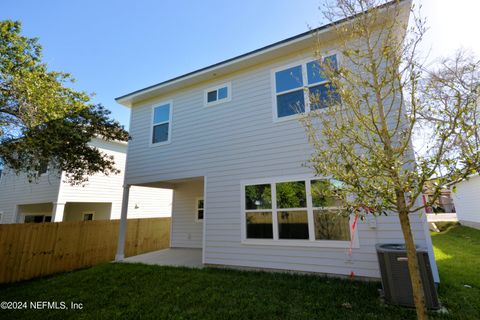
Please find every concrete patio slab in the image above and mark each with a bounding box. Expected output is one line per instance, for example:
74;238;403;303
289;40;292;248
122;248;203;268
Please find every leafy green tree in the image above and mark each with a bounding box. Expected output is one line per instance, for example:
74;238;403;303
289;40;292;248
301;1;479;319
0;20;128;183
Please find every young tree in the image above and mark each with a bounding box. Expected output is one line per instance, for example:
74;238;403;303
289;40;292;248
0;20;128;184
300;1;479;319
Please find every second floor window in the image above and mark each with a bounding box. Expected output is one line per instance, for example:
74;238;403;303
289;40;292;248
204;83;231;106
273;54;340;120
152;102;172;145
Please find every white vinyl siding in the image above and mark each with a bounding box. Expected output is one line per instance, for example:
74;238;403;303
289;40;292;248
171;179;204;248
452;175;480;226
0;170;61;224
57;139;127;219
0;138;172;223
57;139;172;220
127;186;172;219
125;45;437;280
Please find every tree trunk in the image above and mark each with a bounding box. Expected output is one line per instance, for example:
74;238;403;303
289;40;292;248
398;211;429;320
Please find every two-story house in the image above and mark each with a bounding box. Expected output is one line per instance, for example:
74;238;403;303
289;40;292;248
0;137;172;224
114;0;439;281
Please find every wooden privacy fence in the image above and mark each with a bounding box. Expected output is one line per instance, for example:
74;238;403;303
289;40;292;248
0;217;170;284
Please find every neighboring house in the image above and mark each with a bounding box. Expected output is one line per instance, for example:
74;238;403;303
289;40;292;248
422;182;456;214
114;0;439;281
451;175;480;229
0;137;172;224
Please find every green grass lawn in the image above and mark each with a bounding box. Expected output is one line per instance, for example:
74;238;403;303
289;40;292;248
431;225;480;318
0;225;478;319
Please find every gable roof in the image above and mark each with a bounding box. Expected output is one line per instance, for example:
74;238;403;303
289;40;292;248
115;0;410;107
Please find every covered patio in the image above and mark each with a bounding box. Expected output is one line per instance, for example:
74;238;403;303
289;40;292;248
115;176;205;262
123;248;203;268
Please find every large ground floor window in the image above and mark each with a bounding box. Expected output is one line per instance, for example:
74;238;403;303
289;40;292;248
242;176;353;247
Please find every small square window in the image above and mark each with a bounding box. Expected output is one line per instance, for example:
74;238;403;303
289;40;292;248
204;83;231;106
83;213;94;221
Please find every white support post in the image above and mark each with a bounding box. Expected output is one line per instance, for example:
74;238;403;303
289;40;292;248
115;184;130;261
52;202;66;222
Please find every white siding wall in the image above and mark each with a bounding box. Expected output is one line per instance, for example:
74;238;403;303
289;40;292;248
452;175;480;227
0;170;61;223
58;138;172;219
127;186;172;219
125;45;434;279
0;138;172;224
58;138;127;218
170;180;203;248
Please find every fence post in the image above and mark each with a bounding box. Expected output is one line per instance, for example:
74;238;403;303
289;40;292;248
115;184;130;261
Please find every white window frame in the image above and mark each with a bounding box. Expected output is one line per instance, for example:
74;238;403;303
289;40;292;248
271;52;340;123
240;174;359;248
203;82;232;107
150;100;173;147
82;211;95;221
195;197;204;222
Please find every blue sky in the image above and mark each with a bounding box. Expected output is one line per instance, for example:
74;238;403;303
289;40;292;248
1;0;323;129
2;0;479;129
